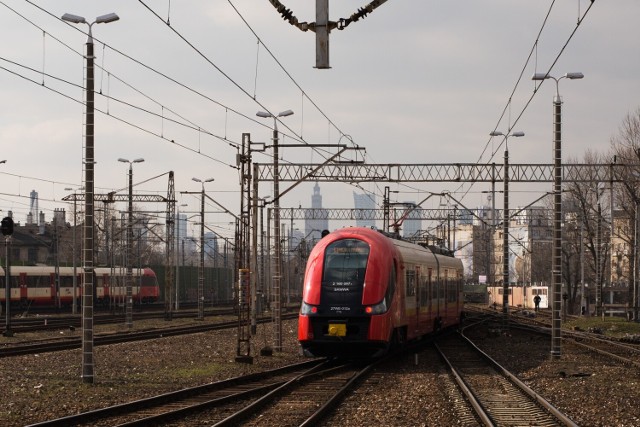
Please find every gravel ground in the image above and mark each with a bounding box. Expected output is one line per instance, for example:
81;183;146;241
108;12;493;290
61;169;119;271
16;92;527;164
2;316;640;426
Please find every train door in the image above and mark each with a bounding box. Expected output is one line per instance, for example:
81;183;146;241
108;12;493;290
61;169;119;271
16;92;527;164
414;265;421;335
19;272;27;303
426;268;433;326
443;269;449;314
405;265;417;337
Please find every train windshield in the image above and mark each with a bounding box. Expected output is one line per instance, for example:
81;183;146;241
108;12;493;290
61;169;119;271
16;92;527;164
323;239;370;288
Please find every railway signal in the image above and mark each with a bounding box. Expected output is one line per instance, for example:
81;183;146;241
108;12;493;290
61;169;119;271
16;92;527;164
2;216;13;337
1;216;14;236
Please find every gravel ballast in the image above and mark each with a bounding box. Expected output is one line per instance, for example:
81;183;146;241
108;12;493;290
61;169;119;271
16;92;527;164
2;317;640;426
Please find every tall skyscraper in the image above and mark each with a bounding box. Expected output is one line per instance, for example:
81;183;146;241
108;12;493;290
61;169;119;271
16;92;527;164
204;232;218;264
353;191;376;228
304;182;329;242
402;202;422;239
28;190;38;225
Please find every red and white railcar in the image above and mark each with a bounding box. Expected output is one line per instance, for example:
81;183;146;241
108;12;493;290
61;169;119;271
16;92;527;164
0;266;159;308
298;227;464;358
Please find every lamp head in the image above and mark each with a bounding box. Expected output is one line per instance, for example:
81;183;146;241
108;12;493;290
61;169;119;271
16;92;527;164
489;131;504;137
278;109;294;117
96;13;119;24
61;13;86;24
565;72;584;80
117;158;129;163
256;111;271;118
511;131;525;137
192;177;202;183
204;178;215;183
531;73;549;81
133;158;145;163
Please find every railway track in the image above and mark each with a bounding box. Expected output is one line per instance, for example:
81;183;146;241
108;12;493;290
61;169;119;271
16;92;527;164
0;308;237;333
212;359;374;426
0;313;298;358
26;359;324;427
25;358;373;427
435;332;577;427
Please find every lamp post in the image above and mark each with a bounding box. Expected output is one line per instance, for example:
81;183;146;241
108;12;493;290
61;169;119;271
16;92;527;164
175;203;187;310
65;186;83;315
258;196;270;314
489;130;524;326
118;157;144;329
62;10;119;385
256;109;294;352
193;177;214;320
532;71;583;359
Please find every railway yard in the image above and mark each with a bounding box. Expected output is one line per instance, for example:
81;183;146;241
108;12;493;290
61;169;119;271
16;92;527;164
0;307;639;426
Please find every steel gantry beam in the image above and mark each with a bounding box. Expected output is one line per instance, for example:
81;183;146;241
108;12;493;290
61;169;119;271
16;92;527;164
255;162;629;183
277;207;465;221
62;193;168;203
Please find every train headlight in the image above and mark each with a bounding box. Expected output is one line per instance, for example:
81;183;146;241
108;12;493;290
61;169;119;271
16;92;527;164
301;301;318;315
365;298;388;315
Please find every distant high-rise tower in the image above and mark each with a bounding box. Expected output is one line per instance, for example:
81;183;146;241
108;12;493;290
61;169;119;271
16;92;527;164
204;232;218;264
304;182;329;242
402;202;422;239
353;191;376;228
28;190;38;225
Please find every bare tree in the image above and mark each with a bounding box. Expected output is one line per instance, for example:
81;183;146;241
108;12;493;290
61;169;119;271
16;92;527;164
610;107;640;311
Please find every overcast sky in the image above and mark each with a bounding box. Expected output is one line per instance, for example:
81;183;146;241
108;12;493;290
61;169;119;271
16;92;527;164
1;0;638;239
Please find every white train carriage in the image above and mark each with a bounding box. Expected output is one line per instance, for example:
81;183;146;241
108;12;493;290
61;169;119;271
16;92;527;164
487;285;549;309
0;266;159;308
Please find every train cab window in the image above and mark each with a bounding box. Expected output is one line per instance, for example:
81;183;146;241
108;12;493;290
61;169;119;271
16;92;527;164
322;239;370;288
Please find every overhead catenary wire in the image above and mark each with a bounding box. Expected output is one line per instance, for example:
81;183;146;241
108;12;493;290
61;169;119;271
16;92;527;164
137;0;345;166
455;0;597;207
4;1;243;167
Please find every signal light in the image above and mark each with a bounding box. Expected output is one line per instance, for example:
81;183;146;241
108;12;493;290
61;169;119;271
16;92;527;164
1;216;13;236
365;306;373;314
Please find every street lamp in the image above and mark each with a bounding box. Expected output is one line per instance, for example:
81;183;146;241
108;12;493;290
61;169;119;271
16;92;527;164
118;158;144;329
532;71;583;359
256;109;293;352
192;177;214;320
62;10;119;385
489;130;525;325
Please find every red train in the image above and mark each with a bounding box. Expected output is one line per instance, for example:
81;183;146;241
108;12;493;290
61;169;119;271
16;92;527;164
298;227;464;358
0;266;160;309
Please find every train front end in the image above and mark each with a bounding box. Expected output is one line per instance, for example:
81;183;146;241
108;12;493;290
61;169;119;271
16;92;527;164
298;228;397;358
